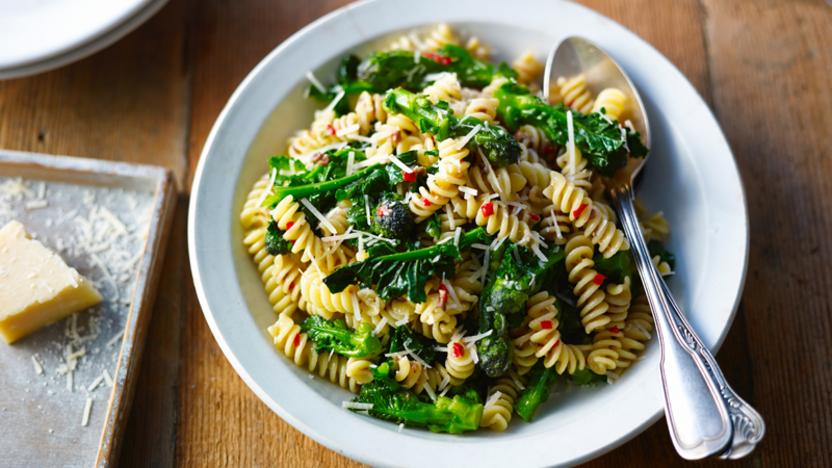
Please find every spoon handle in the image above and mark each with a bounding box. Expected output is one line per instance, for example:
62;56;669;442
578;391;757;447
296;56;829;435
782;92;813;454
657;279;766;459
612;189;733;460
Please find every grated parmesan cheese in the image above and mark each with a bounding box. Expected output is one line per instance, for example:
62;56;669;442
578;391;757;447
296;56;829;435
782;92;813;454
305;70;326;93
81;398;93;427
346;151;355;176
31;355;44;375
323;87;346;115
387;154;412;173
422;381;437;402
455;124;481;151
458;185;478;198
300;198;338;235
567;110;576;179
342;401;374;411
372;317;388;336
485;390;503;409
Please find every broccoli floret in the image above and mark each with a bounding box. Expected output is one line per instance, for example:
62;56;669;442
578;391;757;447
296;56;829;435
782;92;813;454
493;81;648;176
515;365;558;422
452;117;521;167
352;372;483;433
373;197;415;239
388;325;436;364
300;316;382;358
265;220;292;256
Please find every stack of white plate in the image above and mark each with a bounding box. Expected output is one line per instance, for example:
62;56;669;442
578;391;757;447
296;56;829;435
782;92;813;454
0;0;168;79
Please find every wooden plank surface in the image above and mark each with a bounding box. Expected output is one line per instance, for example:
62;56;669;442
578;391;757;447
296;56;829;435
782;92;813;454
0;0;829;466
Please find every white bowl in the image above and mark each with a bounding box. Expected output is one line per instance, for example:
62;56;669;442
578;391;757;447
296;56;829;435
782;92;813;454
188;0;748;466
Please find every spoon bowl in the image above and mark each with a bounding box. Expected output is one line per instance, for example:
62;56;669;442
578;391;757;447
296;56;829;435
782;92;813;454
544;36;650;189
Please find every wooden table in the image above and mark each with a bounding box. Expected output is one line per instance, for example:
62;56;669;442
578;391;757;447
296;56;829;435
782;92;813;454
1;1;829;466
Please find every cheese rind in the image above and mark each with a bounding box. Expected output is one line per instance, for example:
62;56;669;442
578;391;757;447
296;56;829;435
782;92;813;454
0;220;102;344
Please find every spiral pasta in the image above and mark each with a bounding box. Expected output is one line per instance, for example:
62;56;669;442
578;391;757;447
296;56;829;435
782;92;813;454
605;276;632;327
556;74;594;114
565;234;612;334
409;137;470;221
544;171;629;258
270;195;348;272
465;163;527;199
423;72;463;106
526;291;588;375
451;195;535;246
512;51;544;86
354;91;388;133
445;337;475;382
592;88;628;121
267;313;360;392
480;372;524;431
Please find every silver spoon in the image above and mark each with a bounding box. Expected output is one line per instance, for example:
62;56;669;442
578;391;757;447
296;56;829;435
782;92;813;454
543;37;765;460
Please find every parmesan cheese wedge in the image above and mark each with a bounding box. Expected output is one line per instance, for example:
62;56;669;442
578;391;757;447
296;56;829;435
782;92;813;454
0;220;102;344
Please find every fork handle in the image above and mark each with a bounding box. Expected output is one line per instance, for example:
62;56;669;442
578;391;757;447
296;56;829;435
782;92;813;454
612;189;733;460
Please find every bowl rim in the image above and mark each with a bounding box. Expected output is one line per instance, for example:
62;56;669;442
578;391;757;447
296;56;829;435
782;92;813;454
188;0;749;465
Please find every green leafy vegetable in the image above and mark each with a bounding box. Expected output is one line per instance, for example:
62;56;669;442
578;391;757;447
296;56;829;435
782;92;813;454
569;368;607;386
647;240;676;270
264;220;293;256
388;325;437;364
593;250;636;284
494;81;648;176
515;365;558;422
324;228;491;302
300;316;382;358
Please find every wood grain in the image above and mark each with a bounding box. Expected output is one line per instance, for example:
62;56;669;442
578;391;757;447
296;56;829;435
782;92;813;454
0;0;828;466
176;0;358;467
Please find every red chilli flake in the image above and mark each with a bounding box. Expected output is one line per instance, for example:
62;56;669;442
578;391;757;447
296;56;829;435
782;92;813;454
452;342;464;358
285;221;295;230
326;124;337;136
423;52;453;66
609;326;621;334
480;201;495;217
572;203;588;219
438;283;448;308
422;197;432;207
403;170;417;182
542;144;557;157
592;273;606;286
292;334;301;347
529;213;541;223
391;131;401;144
540;320;554;330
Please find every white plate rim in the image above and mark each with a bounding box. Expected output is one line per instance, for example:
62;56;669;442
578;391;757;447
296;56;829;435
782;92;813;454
0;0;169;80
187;0;749;466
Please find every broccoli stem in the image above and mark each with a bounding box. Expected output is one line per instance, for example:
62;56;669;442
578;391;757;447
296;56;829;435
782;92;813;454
364;228;487;263
264;164;381;205
515;365;558;422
